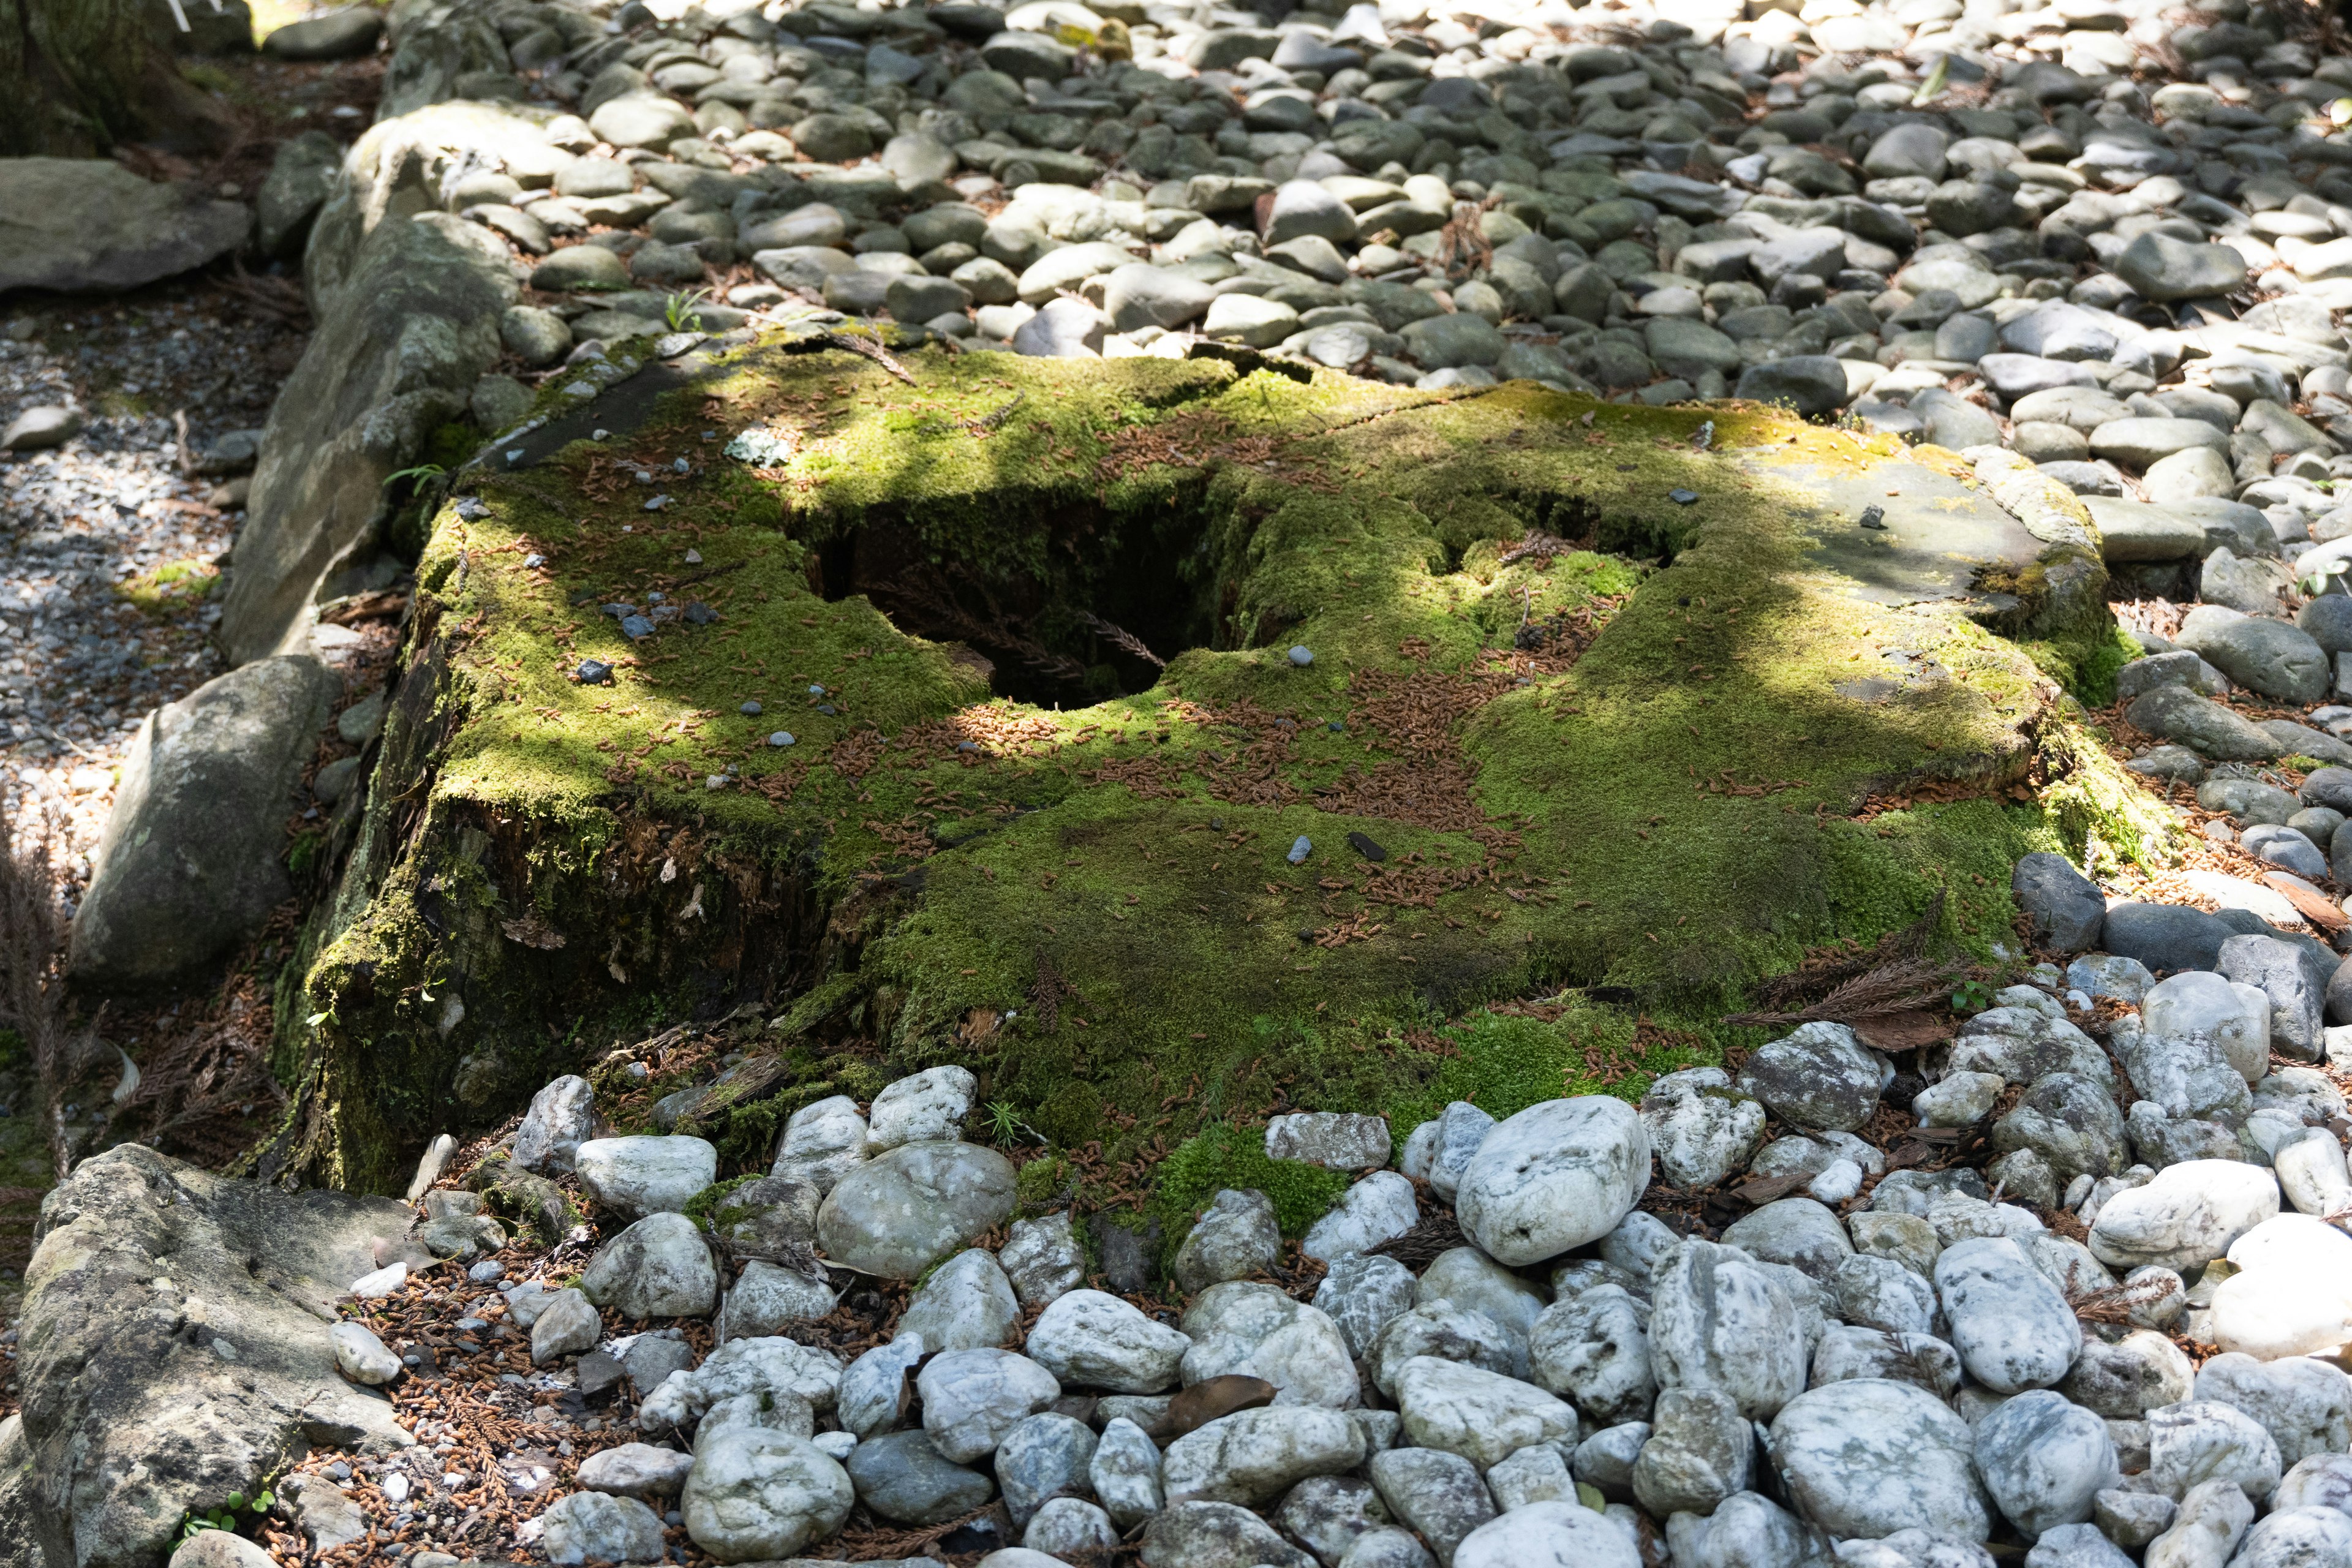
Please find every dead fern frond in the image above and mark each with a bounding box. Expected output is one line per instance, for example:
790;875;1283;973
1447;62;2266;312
1077;611;1166;668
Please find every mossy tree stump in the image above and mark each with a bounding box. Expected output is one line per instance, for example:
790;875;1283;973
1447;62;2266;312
262;333;2168;1211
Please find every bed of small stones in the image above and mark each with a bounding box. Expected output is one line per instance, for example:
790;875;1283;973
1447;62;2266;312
0;284;312;891
338;0;2352;492
221;897;2352;1568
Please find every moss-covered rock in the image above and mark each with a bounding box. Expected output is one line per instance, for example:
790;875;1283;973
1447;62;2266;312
260;331;2174;1196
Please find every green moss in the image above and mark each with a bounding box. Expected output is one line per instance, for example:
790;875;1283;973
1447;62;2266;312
116;559;219;615
277;344;2176;1196
1152;1122;1351;1242
687;1173;762;1229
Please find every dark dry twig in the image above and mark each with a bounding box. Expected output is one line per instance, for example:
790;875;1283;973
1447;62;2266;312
0;799;109;1177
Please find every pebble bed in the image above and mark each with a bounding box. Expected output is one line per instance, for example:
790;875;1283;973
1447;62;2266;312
0;293;302;885
375;0;2352;465
264;932;2352;1568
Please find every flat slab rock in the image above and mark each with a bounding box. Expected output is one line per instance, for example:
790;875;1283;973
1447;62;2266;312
2;1145;426;1568
0;159;251;295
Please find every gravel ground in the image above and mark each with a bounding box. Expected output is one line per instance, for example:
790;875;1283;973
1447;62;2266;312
0;33;380;907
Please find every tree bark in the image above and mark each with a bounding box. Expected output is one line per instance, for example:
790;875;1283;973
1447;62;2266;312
0;0;225;157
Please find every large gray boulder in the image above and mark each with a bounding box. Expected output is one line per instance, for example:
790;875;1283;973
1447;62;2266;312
1;1147;422;1568
70;656;340;988
221;105;540;663
0;159;250;295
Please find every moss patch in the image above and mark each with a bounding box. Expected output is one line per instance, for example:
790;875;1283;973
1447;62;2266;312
270;340;2176;1197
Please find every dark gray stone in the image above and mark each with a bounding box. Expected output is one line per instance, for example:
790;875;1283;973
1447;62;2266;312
70;656;341;987
0;159;251;295
2013;852;2105;952
2101;904;2237;975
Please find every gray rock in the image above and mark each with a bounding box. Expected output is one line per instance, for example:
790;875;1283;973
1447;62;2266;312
541;1489;667;1565
2174;609;2331;705
1268;1113;1392;1170
1401;314;1507;369
581;1211;719;1318
816;1142;1018;1278
2218;935;2327;1062
1770;1378;1992;1540
773;1095;869;1194
1093;1417;1166;1528
1426;1102;1496;1202
224;186;517;660
532;1287;601;1365
1809;1325;1961;1400
1012;296;1108;357
1303;1171;1418;1262
1738;1022;1887;1133
2124;687;2281;760
1369;1302;1521;1398
1640;1068;1768;1186
1315;1253;1419;1359
1650;1239;1807;1419
2194;1352;2352;1468
1163;1406;1366;1506
257;130;343;260
72;655;340;986
514;1075;596;1175
845;1430;997;1524
899;1249;1018;1352
624;1335;697;1401
2115;233;2249;302
681;1430;855;1561
919;1349;1061;1463
997;1411;1099;1528
709;1175;821;1259
2146;1401;2282;1503
1265;181;1359;247
1142;1500;1317;1568
1453;1502;1643;1568
1175;1189;1283;1294
1455;1097;1649;1266
713;1260;837;1342
1646;316;1744;380
1664;1491;1819;1568
2095;1488;2178;1549
1099;264;1213;333
2275;1453;2352;1512
1368;1447;1496;1568
1393;1356;1574;1472
637;1336;842;1431
1027;1497;1120;1554
0;159;251;296
2227;1507;2352;1568
589;92;695;149
1722;1198;1855;1281
2026;1523;2137;1568
1736;356;1851;416
1529;1283;1654;1426
1633;1386;1755;1517
1975;1390;2120;1537
1182;1281;1358;1408
1279;1474;1390;1568
840;1336;925;1439
1485;1443;1575;1510
1949;1009;2111;1088
2013;854;2106;952
1833;1254;1939;1335
1990;1073;2129;1181
1000;1212;1087;1308
2145;1479;2252;1568
575;1136;718;1218
2;1142;423;1568
262;6;380;58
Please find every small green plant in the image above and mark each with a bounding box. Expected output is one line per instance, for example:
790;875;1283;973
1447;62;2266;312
1950;978;1996;1015
382;462;447;490
181;1490;273;1540
984;1099;1037;1147
665;287;714;331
